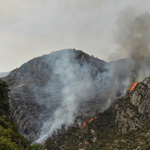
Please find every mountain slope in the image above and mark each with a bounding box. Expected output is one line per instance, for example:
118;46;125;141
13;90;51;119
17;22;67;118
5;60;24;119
3;49;150;147
44;76;150;150
3;49;107;142
0;79;31;150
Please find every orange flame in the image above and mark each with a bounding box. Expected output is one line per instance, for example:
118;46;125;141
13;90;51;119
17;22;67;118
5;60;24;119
40;139;46;144
83;116;97;127
89;118;94;123
83;122;87;127
129;82;137;92
126;82;137;98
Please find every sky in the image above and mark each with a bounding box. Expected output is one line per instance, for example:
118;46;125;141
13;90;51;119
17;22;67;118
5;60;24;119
0;0;150;72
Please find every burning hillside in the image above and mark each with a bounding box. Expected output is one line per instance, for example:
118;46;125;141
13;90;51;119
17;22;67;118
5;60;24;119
2;11;150;145
3;48;150;143
126;82;137;98
83;116;98;128
43;76;150;150
129;82;137;92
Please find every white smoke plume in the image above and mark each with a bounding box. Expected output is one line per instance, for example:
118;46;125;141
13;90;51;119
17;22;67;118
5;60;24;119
35;11;150;143
36;50;97;142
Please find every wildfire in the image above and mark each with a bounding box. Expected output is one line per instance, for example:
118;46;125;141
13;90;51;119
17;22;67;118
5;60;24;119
83;122;87;128
89;118;94;123
129;82;137;92
40;139;46;144
83;116;97;127
126;82;137;98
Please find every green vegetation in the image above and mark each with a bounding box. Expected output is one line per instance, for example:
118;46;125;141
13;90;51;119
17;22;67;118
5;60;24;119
44;108;119;150
31;143;44;150
0;79;31;150
2;77;150;149
0;79;45;150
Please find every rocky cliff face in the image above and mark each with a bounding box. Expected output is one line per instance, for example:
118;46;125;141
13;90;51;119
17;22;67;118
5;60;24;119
115;76;150;134
3;49;107;142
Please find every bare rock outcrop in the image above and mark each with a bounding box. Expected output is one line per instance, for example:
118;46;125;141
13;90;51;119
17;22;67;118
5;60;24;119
115;76;150;133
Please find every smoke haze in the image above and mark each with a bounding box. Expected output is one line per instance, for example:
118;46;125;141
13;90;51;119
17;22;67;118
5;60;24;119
116;10;150;59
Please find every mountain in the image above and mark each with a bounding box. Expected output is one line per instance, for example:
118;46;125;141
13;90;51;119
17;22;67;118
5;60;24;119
2;49;150;149
3;49;107;142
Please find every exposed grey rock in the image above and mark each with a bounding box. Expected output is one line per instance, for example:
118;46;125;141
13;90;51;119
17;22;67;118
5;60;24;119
115;76;150;133
3;49;150;142
131;91;141;106
3;49;107;141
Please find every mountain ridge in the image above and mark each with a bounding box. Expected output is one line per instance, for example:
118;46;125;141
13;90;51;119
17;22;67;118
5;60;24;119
2;49;150;150
3;49;107;142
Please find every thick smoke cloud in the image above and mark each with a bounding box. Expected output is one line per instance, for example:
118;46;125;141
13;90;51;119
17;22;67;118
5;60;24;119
116;10;150;58
114;10;150;81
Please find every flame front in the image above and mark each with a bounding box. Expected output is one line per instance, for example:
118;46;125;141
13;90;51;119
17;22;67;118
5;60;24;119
83;116;97;127
89;118;94;123
83;122;87;127
129;82;137;92
40;138;46;144
126;82;137;98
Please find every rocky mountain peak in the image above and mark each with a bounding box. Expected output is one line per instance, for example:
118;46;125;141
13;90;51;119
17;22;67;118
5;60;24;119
3;49;107;142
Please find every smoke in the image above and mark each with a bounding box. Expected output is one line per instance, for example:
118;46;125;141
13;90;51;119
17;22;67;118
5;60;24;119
116;10;150;58
35;48;130;143
113;9;150;82
35;50;97;142
35;10;150;142
35;52;134;143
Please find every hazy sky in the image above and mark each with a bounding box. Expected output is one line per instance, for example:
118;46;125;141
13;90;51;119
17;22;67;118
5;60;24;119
0;0;150;72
